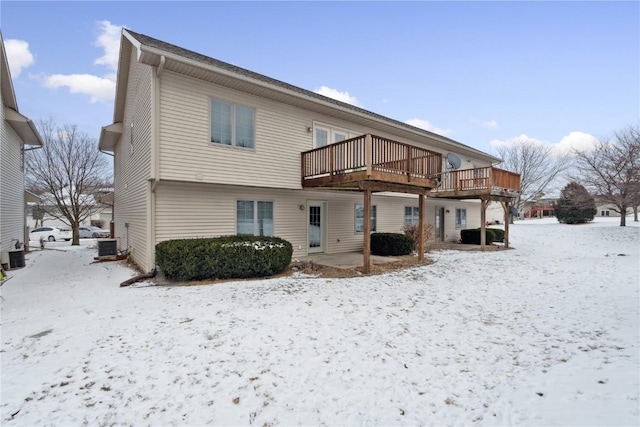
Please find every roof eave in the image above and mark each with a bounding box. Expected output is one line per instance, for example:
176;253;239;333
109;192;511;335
98;122;123;152
4;107;44;146
125;30;500;163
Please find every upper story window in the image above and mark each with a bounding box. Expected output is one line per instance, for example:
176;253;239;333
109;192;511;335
313;123;357;148
211;98;255;149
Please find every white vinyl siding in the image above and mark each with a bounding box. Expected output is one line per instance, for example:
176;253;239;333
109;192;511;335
0;105;25;253
112;49;153;271
153;181;483;262
158;72;495;192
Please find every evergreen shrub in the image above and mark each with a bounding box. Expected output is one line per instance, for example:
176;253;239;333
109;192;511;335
155;235;293;281
555;182;597;224
460;228;495;245
370;232;415;256
486;227;504;242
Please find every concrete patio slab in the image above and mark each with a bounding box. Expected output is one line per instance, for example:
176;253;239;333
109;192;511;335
296;252;399;269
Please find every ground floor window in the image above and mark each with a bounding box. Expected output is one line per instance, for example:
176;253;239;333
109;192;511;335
355;204;377;233
601;210;610;217
236;200;273;236
404;206;420;225
455;208;467;228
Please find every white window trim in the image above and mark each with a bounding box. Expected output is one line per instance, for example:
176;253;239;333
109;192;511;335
211;98;256;150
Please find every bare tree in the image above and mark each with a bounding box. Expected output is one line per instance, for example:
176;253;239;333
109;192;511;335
572;125;640;226
25;119;111;244
495;137;570;220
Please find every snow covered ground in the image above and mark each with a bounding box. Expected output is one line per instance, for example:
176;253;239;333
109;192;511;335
1;217;638;426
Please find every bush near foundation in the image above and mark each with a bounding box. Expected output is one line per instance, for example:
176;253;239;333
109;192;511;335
460;229;495;245
402;223;435;251
370;233;415;256
155;235;293;281
485;227;504;242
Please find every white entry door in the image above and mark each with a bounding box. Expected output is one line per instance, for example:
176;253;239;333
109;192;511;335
308;201;326;253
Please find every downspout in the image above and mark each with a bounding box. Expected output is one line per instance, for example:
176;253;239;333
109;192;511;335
147;55;164;273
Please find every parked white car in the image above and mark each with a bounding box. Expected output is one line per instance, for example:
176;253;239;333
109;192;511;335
30;226;72;242
78;226;109;238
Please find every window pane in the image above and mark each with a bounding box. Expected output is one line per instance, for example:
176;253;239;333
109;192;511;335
237;200;254;235
355;204;376;233
355;204;364;233
257;201;273;237
456;208;467;228
315;128;328;147
334;132;347;143
371;205;377;232
211;99;232;145
309;206;321;247
235;105;255;148
405;206;420;225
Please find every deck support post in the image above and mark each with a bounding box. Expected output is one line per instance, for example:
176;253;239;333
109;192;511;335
363;188;372;274
480;198;488;251
501;200;510;248
365;134;373;178
418;193;425;260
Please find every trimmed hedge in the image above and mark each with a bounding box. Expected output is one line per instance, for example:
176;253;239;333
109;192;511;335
370;232;415;256
155;235;293;281
460;229;495;245
486;227;504;243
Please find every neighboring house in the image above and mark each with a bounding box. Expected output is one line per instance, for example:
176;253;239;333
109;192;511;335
99;30;520;273
26;189;114;230
595;203;632;218
521;199;556;219
0;31;44;268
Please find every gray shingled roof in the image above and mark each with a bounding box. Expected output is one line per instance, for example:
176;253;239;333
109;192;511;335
125;29;492;157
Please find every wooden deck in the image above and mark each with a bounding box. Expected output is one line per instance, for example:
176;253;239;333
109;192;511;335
300;135;521;273
430;167;520;199
301;134;442;194
301;134;520;198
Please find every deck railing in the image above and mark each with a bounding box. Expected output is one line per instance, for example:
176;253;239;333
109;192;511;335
301;134;442;183
434;166;520;194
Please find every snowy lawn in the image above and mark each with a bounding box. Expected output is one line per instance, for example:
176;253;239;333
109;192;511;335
1;218;638;426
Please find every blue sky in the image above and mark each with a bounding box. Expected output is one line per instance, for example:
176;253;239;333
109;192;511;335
2;1;638;156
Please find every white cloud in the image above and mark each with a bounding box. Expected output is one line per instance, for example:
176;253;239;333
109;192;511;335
404;118;454;137
482;119;500;130
40;20;123;104
314;86;362;107
5;39;35;78
489;134;544;148
490;131;599;156
93;20;123;71
553;131;599;154
43;73;116;104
